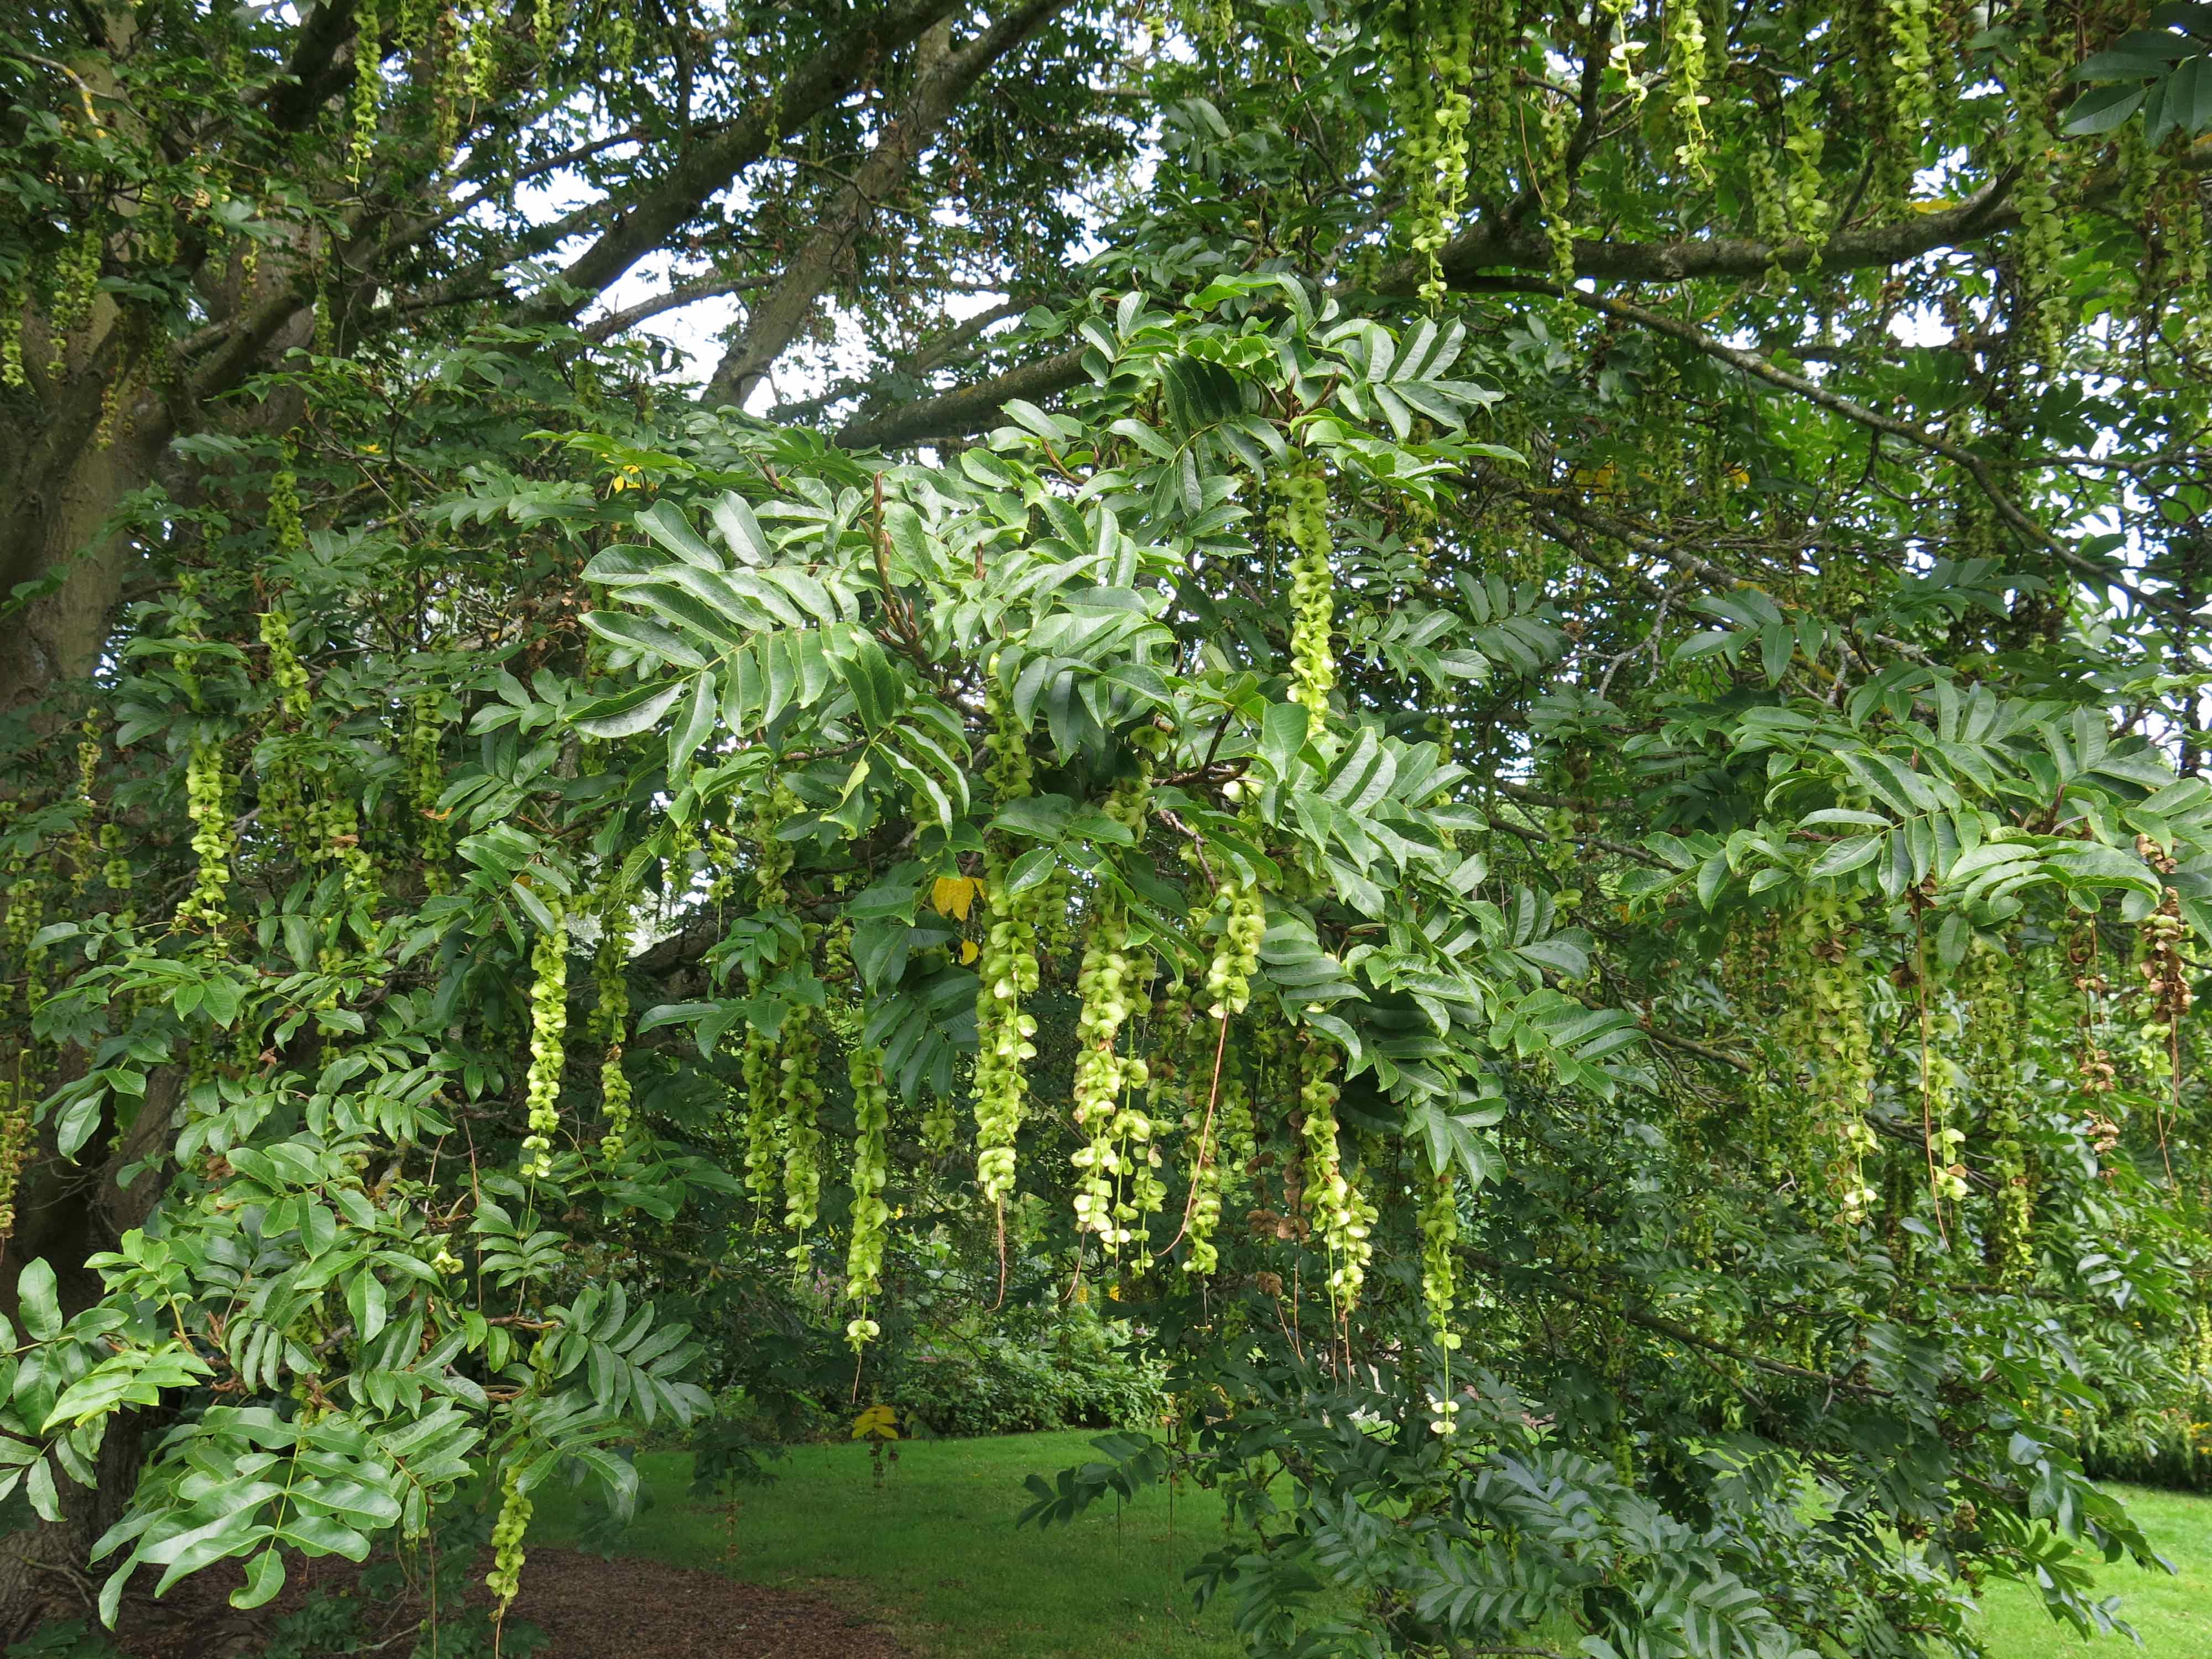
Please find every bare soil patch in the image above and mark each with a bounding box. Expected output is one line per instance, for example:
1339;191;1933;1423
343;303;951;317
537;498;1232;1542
111;1546;910;1659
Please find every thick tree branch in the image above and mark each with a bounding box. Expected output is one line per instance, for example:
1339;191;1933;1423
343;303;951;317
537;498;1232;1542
769;296;1031;423
519;0;968;327
581;274;765;343
258;0;362;132
1459;1248;1888;1396
834;343;1088;448
1470;278;2168;609
826;139;2212;451
703;0;1072;408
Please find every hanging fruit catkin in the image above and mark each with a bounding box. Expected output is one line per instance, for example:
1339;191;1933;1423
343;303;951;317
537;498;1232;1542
349;0;382;175
1663;0;1713;182
405;691;452;888
741;787;799;1221
1420;1167;1460;1349
1378;0;1475;304
842;1041;891;1350
485;1465;531;1610
1281;461;1337;726
779;1003;826;1275
176;737;233;931
520;902;567;1180
1070;899;1142;1245
1803;895;1879;1227
591;877;634;1160
974;679;1045;1208
1298;1034;1373;1309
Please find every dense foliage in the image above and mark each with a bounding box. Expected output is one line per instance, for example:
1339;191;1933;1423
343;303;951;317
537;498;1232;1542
3;0;2212;1655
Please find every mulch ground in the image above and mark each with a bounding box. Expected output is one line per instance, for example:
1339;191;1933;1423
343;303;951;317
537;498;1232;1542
112;1546;910;1658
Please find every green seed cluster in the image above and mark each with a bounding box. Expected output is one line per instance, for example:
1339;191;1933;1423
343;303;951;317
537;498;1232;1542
1181;1058;1223;1278
1782;95;1830;259
1378;0;1475;305
1074;764;1164;1251
1204;879;1265;1019
67;708;101;895
1917;958;1968;1207
1;270;24;389
176;738;233;931
1298;1036;1373;1308
315;792;379;910
1535;91;1580;293
1800;898;1879;1227
920;1089;957;1159
1071;902;1149;1248
742;1025;785;1221
45;226;102;368
843;1042;891;1350
1598;0;1648;110
1880;0;1936;134
521;902;568;1180
485;1466;531;1609
975;681;1045;1208
591;878;633;1160
1420;1168;1460;1350
742;785;800;1218
259;609;311;718
100;823;131;911
0;1072;38;1238
1663;0;1713;183
779;1004;826;1275
349;0;382;175
1281;462;1337;724
405;692;451;886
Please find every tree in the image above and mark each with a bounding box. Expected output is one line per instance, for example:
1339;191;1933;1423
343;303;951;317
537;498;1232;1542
2;0;2211;1652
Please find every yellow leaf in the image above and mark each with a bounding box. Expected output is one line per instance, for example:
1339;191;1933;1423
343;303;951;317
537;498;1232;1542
959;938;980;964
851;1404;900;1440
930;875;983;921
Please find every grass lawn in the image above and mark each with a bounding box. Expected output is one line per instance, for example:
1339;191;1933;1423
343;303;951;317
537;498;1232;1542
534;1432;2212;1659
531;1429;1246;1659
1979;1485;2212;1658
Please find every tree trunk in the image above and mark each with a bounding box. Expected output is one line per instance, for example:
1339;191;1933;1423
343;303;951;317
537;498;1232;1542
0;411;175;723
0;1412;154;1640
0;1073;179;1638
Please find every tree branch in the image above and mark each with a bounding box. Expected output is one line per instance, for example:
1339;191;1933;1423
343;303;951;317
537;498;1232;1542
1459;1248;1888;1395
769;295;1031;424
582;274;765;343
827;138;2212;452
520;0;970;326
1474;278;2166;610
834;343;1087;448
703;0;1073;408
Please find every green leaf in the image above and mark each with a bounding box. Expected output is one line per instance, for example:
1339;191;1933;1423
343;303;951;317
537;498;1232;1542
667;672;719;779
18;1259;61;1343
2061;80;2149;133
1006;846;1059;894
635;502;721;570
709;492;771;566
231;1548;286;1610
1808;834;1883;878
570;679;685;740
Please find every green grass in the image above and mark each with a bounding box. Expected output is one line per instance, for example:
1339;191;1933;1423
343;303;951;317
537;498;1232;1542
535;1435;2212;1659
532;1430;1246;1659
1978;1485;2212;1658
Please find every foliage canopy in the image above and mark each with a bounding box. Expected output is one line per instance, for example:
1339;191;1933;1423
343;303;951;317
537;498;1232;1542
3;0;2212;1655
